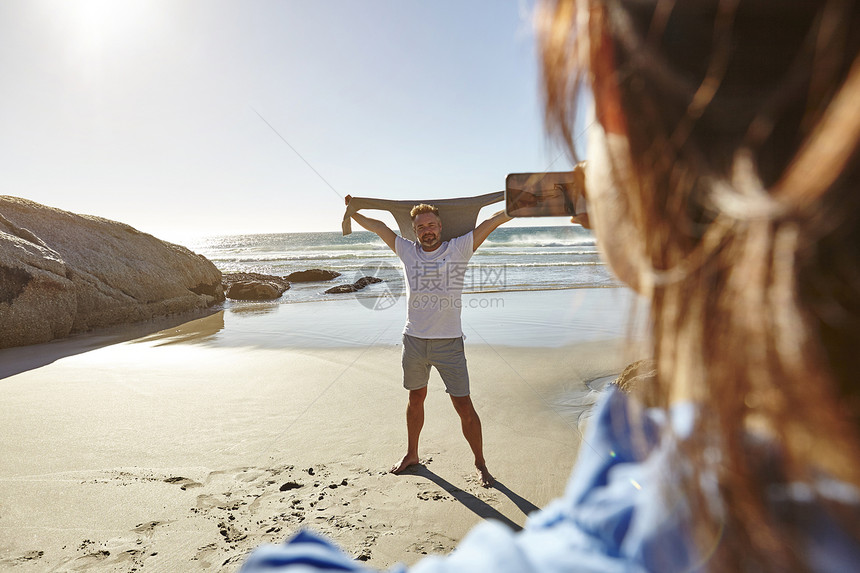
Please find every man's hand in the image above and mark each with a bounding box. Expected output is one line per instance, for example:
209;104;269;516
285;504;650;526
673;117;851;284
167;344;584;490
346;197;397;253
571;213;591;228
568;163;590;228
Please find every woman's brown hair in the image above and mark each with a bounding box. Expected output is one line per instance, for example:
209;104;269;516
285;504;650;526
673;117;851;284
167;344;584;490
539;0;860;570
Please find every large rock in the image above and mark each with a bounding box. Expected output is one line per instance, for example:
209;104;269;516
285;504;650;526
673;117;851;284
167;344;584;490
222;272;290;301
226;281;282;301
285;269;340;282
0;196;224;349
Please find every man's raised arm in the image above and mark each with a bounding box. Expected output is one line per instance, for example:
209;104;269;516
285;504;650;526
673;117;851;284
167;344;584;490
472;210;512;251
345;195;398;253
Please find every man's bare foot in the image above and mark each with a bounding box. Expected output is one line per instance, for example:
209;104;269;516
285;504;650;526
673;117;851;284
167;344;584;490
477;464;495;488
390;453;420;474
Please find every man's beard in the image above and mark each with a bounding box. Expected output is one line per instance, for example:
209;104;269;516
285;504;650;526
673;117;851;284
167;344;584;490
420;232;439;248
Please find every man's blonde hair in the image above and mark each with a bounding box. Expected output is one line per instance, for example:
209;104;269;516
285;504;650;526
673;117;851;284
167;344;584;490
410;203;440;221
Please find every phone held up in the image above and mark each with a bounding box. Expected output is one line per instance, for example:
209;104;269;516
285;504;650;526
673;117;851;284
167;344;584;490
505;163;587;221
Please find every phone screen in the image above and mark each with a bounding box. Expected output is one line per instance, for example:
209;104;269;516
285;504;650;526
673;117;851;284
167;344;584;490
505;167;586;218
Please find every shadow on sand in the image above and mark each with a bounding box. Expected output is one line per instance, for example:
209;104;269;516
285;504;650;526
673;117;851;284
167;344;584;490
401;464;542;532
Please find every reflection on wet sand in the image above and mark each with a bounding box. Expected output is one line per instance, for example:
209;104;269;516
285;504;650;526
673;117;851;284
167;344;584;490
132;311;226;346
0;308;222;379
228;302;281;316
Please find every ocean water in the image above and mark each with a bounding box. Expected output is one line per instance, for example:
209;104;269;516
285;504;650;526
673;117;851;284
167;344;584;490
185;225;622;304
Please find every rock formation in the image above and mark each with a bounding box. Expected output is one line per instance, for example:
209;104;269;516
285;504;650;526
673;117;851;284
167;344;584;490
324;276;383;294
222;272;290;301
285;269;340;282
0;196;224;349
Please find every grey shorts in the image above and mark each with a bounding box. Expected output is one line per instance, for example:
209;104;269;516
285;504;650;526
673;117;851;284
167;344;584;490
401;334;470;397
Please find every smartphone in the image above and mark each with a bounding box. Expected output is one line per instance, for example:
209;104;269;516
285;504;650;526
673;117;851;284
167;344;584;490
505;166;586;218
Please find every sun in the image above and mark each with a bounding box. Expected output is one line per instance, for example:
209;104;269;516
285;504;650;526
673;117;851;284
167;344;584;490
55;0;159;63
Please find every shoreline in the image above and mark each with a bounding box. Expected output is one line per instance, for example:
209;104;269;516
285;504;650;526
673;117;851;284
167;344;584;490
173;287;645;349
0;287;640;376
0;288;646;571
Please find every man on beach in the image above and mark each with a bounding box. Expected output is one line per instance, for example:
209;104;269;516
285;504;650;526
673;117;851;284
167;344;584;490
345;195;511;487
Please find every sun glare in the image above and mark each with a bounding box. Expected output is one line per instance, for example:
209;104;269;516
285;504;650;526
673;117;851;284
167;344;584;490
51;0;158;64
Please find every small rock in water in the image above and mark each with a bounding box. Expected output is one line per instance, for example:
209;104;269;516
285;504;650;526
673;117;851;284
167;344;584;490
324;276;383;295
324;284;357;294
353;276;383;288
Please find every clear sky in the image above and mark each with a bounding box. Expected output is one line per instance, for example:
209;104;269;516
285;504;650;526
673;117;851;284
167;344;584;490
0;0;580;240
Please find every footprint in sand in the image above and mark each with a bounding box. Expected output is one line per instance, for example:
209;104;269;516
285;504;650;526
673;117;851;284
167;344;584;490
0;550;44;566
196;494;242;511
408;532;457;556
192;543;219;568
279;481;303;491
417;490;450;502
61;535;153;572
235;468;269;483
63;548;138;572
132;520;168;535
163;476;203;490
72;549;111;567
464;473;500;498
218;520;248;544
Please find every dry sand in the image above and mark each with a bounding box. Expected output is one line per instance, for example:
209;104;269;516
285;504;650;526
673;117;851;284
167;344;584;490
0;290;644;572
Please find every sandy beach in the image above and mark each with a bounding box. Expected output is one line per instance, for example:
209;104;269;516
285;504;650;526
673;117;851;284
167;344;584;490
0;288;645;572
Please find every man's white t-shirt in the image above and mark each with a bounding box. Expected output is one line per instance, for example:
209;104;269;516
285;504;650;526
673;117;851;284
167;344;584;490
394;232;474;339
